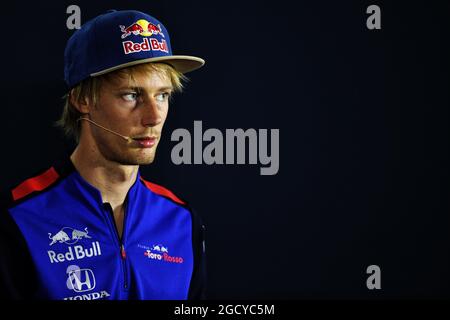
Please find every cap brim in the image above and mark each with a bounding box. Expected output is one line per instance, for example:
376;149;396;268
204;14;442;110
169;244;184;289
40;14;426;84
90;55;205;77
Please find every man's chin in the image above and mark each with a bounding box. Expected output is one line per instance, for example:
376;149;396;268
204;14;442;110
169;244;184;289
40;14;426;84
114;152;156;166
136;150;157;165
136;157;155;165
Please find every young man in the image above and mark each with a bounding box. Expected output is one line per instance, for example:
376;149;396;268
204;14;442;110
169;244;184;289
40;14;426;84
0;10;206;300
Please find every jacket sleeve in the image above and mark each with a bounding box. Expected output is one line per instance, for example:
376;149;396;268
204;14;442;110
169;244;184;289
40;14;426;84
0;193;37;299
188;207;207;300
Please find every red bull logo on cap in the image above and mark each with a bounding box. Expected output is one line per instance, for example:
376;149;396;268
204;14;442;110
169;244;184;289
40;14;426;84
122;38;169;55
119;19;168;55
119;19;165;39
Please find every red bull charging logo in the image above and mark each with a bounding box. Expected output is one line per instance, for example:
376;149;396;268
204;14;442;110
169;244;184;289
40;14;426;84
120;19;165;39
120;19;168;55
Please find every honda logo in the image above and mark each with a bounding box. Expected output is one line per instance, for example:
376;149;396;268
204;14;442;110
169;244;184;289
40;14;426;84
66;265;96;292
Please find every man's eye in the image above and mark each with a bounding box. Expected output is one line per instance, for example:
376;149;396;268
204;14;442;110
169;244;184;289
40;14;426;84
122;93;138;102
156;92;170;102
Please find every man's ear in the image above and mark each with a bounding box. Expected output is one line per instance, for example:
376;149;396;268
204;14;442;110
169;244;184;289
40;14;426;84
70;89;91;114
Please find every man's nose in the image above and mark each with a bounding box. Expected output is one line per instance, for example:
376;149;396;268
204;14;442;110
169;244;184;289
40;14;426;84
141;97;162;127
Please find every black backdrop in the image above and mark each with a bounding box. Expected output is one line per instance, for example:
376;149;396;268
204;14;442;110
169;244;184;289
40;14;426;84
0;0;449;299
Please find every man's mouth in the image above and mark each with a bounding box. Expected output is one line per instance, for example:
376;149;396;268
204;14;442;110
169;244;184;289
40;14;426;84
132;136;158;148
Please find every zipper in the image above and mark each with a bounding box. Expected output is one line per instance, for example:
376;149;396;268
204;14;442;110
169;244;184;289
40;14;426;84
103;203;128;291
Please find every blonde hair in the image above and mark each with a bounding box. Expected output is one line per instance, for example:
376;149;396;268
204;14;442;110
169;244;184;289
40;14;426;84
56;63;187;142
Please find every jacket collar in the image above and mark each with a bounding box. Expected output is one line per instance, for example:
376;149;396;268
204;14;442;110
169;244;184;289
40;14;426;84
53;155;142;206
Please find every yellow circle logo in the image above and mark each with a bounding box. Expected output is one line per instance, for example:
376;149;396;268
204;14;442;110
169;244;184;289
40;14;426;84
136;19;152;36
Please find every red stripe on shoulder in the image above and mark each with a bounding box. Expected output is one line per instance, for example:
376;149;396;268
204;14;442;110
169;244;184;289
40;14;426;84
12;167;60;201
140;177;186;205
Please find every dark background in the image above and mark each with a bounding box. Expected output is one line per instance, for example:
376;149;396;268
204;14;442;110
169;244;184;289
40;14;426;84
0;0;449;299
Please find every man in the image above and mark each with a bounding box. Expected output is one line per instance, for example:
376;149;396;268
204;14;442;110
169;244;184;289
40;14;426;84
0;9;206;300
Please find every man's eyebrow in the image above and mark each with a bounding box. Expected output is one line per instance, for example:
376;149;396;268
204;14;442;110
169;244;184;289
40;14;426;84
116;86;174;92
156;86;174;92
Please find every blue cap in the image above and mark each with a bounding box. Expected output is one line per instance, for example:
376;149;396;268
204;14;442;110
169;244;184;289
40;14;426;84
64;10;205;88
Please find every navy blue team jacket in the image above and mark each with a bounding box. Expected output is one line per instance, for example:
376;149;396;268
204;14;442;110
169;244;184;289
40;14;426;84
0;158;206;300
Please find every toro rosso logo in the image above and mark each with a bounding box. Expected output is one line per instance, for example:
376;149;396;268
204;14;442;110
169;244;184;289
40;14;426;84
48;227;91;246
119;19;168;55
144;243;184;264
120;19;165;39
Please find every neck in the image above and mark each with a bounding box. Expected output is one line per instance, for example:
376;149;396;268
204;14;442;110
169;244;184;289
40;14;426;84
70;144;138;210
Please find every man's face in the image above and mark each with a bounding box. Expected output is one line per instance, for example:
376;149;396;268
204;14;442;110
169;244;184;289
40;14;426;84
86;69;172;165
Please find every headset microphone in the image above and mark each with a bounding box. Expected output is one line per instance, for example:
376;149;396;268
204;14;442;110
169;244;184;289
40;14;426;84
77;117;131;142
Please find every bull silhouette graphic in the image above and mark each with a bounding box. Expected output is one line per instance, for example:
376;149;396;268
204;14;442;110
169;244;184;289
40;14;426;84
48;230;70;246
48;227;91;246
151;244;168;253
71;228;91;240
